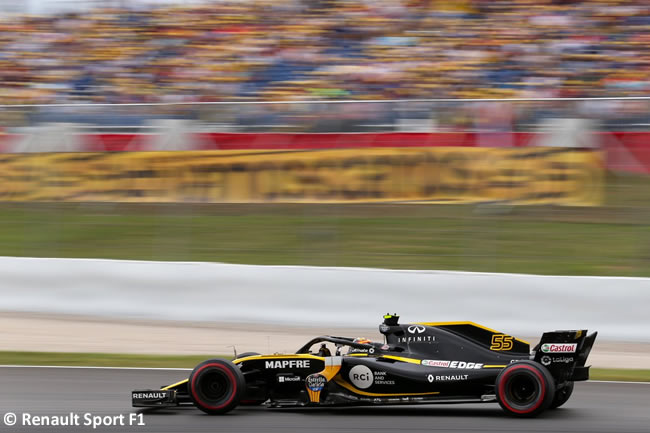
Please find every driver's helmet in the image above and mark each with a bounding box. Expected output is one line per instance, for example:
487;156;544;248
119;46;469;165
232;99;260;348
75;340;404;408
348;337;373;354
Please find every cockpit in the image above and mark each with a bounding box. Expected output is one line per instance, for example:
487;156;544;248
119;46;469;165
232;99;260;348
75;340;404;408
296;335;398;357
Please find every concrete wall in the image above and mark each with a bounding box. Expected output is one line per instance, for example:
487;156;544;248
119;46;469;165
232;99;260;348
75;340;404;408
1;256;648;341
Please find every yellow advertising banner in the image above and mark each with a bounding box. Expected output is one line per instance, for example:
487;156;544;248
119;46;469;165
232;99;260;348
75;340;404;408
0;147;603;205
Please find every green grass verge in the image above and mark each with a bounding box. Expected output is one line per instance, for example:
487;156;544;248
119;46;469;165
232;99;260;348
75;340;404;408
1;351;647;382
589;368;650;382
0;174;648;276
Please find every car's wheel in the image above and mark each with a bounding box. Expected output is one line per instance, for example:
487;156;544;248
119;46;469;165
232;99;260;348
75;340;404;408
188;359;244;414
550;381;574;409
496;361;556;417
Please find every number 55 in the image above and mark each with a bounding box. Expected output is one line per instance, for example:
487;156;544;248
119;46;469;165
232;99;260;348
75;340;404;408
490;334;514;351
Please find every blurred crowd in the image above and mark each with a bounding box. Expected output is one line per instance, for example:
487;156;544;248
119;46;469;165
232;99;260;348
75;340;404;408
0;0;649;106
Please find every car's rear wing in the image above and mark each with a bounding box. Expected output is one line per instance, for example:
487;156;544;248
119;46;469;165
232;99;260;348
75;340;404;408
532;330;597;383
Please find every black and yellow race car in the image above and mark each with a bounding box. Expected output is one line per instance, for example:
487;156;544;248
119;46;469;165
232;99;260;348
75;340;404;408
132;314;596;417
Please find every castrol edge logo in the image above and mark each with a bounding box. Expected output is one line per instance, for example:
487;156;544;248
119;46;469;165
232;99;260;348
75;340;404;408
540;343;577;353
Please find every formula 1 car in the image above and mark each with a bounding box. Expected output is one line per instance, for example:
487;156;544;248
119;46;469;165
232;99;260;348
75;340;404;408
132;315;597;417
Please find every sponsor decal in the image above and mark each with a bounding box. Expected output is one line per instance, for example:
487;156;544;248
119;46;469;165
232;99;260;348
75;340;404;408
278;375;301;383
449;361;483;369
397;335;435;344
349;365;373;389
265;359;310;369
381;344;390;350
379;324;390;333
305;374;326;392
132;392;167;400
373;370;395;386
541;343;577;354
407;325;425;334
422;360;451;367
421;360;483;369
427;374;468;382
541;355;573;366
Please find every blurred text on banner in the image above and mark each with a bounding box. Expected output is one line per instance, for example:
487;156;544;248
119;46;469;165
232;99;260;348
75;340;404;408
0;147;603;205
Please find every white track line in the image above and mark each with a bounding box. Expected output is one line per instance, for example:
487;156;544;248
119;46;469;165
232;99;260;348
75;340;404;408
0;365;648;385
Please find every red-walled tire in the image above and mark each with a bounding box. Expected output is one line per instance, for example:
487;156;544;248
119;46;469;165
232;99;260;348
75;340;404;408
496;361;556;417
188;359;245;415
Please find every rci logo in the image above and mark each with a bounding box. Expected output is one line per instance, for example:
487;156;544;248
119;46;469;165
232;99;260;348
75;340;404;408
407;325;425;334
349;365;373;389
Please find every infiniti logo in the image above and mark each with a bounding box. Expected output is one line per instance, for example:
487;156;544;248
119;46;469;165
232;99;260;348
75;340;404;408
408;325;425;334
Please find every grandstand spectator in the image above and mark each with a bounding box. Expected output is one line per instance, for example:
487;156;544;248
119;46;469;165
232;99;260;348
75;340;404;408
0;0;647;130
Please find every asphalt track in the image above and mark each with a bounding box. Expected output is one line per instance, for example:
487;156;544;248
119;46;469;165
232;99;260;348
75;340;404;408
1;367;648;433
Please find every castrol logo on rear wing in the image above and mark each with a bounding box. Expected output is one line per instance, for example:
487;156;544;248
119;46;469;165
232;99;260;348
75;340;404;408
540;343;577;353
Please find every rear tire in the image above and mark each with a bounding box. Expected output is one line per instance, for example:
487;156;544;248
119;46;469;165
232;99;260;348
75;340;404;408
496;361;556;417
188;359;244;414
550;381;574;409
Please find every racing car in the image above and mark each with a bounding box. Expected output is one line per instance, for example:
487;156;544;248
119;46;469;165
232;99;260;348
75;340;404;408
132;314;596;417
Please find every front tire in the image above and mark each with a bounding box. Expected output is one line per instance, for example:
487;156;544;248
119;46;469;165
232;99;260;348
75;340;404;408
188;359;244;414
496;361;556;417
550;381;574;409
